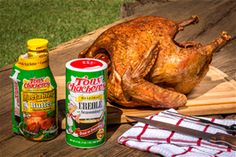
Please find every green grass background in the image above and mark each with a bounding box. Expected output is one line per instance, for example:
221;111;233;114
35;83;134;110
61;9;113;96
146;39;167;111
0;0;130;68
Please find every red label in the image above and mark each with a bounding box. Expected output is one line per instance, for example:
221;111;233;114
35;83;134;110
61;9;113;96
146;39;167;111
75;122;103;137
67;76;105;93
70;59;103;69
23;77;51;89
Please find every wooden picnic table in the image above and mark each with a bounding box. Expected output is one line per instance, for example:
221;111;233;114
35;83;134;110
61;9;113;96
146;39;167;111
1;0;236;156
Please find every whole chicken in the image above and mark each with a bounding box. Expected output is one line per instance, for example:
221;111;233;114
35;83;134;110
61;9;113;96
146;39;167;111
79;16;231;109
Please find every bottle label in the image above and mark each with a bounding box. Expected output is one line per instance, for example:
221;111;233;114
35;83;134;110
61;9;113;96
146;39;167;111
19;77;57;141
15;52;49;70
21;90;55;112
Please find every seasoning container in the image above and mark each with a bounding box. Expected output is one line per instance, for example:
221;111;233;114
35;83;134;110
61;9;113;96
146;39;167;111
65;58;107;148
10;38;58;141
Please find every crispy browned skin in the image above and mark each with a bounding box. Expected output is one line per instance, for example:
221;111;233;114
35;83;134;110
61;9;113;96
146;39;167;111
79;16;231;108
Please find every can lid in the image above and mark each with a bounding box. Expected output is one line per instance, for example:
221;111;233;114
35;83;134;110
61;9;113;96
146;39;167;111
66;58;107;72
27;38;48;51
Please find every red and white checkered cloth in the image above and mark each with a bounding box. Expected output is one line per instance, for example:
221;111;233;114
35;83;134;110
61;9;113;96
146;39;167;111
118;109;236;157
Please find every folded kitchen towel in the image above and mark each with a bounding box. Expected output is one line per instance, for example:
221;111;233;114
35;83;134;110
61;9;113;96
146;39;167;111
118;109;236;157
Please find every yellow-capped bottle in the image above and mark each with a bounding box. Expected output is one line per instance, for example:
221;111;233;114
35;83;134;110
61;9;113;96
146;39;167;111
10;38;58;141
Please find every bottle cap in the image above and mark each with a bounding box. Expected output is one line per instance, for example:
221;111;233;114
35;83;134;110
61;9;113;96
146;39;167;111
27;38;48;51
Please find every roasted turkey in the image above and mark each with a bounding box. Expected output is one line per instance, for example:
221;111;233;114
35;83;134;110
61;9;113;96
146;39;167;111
79;16;231;109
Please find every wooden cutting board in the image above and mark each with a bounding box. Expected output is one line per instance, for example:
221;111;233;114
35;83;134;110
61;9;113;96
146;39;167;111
56;66;236;128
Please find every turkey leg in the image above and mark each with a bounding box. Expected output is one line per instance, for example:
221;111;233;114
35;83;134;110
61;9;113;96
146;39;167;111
176;16;200;47
122;42;187;108
201;31;231;55
178;15;199;31
177;41;202;48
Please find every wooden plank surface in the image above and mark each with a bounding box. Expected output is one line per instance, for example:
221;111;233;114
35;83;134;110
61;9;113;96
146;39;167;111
1;0;236;157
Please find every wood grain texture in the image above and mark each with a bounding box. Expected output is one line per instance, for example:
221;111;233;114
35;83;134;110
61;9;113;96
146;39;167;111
1;0;236;157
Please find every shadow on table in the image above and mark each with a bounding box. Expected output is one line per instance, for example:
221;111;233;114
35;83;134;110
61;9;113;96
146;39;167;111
106;106;123;140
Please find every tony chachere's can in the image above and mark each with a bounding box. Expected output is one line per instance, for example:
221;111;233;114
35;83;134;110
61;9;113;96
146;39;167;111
65;58;108;148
